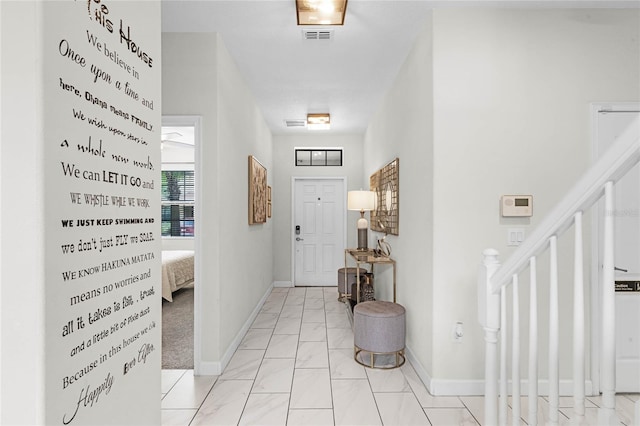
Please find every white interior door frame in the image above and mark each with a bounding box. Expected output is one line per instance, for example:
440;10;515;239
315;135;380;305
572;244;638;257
291;177;347;286
161;115;203;374
589;102;640;395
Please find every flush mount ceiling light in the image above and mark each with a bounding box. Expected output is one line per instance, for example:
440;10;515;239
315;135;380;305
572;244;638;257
307;113;330;130
296;0;348;26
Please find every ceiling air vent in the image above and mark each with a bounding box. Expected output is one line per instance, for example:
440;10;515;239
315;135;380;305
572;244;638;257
302;29;333;41
284;119;307;128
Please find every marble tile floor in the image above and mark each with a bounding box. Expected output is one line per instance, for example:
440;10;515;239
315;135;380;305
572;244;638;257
161;286;639;426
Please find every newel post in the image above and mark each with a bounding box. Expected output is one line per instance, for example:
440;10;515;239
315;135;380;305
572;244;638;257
478;249;501;426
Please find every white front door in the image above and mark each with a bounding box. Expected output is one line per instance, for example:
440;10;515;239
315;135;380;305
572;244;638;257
293;178;345;286
594;105;640;392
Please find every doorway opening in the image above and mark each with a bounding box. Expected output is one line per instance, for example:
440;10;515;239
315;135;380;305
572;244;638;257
160;115;202;373
590;103;640;394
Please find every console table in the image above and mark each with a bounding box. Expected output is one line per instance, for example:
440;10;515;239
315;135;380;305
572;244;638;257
342;249;396;304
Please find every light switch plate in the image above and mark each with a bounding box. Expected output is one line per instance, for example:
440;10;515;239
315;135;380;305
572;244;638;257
508;228;525;246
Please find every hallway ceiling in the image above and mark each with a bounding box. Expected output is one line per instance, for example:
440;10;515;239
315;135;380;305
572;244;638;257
162;0;638;135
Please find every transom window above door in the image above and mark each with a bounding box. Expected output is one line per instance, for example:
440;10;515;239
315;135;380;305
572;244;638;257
295;149;343;166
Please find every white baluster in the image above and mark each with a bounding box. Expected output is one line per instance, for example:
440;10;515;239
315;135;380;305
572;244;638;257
512;274;521;426
573;212;585;416
480;249;501;426
500;287;508;426
602;182;616;410
549;236;559;425
529;256;538;426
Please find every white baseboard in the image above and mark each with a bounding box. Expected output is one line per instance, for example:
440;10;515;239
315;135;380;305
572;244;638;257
500;380;594;397
405;347;485;396
194;284;273;376
405;345;594;397
404;345;434;393
273;281;293;288
426;379;595;397
429;379;486;396
196;361;222;376
218;284;274;373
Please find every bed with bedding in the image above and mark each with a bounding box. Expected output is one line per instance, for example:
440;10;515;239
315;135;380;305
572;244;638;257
162;250;194;302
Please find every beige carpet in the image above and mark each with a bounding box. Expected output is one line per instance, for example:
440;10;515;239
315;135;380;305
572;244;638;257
162;286;194;369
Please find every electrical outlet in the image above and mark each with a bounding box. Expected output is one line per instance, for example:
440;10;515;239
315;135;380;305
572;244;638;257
452;322;464;343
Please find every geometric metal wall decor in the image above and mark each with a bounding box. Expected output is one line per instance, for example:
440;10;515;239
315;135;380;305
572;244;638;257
369;157;399;235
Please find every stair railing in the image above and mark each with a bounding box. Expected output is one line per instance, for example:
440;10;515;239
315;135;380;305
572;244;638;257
478;116;640;426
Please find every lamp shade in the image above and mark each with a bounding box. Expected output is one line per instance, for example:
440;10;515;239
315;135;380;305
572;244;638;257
347;190;375;211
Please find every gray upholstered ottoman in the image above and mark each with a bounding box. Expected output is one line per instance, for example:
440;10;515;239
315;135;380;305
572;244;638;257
353;300;406;369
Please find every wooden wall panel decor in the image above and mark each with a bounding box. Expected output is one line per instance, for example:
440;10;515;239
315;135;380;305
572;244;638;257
249;155;267;224
370;158;399;235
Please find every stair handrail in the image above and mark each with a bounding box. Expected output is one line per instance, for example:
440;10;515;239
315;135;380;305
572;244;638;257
489;116;640;294
480;116;640;425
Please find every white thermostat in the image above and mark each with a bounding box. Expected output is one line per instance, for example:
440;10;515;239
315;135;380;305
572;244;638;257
501;195;533;217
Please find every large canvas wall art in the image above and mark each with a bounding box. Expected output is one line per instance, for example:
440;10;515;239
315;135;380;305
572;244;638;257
248;155;267;224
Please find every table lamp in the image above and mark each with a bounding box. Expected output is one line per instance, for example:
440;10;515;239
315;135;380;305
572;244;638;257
347;190;375;250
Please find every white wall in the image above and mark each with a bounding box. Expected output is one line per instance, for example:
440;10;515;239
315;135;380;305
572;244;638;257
364;8;640;393
162;32;222;369
162;32;273;371
272;133;365;284
1;2;46;423
364;12;436;384
431;8;640;388
216;38;273;354
161;238;194;251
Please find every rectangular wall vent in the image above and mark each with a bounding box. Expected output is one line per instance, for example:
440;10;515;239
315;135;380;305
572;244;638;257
285;119;307;128
302;29;333;41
